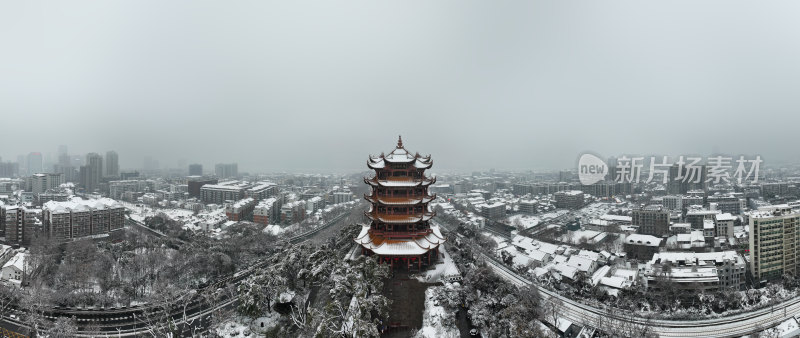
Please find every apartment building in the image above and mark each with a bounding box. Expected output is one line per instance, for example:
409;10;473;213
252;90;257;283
633;205;670;236
42;198;125;242
225;198;257;221
200;181;249;204
554;190;585;209
749;206;800;283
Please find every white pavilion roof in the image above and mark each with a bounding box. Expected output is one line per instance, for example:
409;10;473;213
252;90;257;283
355;224;445;256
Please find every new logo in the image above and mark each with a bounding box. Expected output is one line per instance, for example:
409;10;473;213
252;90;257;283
578;153;607;185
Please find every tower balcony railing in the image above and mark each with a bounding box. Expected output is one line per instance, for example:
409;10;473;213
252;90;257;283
371;210;429;216
370;228;432;239
365;210;435;222
365;176;437;185
365;193;435;203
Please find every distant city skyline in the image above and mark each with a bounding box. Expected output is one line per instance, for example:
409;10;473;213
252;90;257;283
2;1;800;172
1;144;796;175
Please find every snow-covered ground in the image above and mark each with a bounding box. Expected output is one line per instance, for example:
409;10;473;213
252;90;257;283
263;224;288;236
507;214;541;229
414;286;460;338
561;229;607;244
251;311;282;334
575;202;616;220
215;316;254;337
123;201;226;226
482;232;509;247
415;245;460;283
538;210;569;221
771;316;800;337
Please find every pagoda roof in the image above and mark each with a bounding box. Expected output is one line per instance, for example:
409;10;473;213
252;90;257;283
364;194;436;205
367;136;433;169
364;176;436;187
355;224;445;256
365;209;435;223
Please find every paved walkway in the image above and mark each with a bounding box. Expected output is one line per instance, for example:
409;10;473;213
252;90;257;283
382;272;432;337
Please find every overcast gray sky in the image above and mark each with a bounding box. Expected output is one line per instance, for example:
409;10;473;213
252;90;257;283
2;1;799;173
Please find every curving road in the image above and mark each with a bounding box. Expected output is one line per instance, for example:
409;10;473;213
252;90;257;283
436;220;797;338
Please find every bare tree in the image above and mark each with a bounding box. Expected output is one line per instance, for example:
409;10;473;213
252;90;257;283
46;316;79;338
20;286;52;336
544;297;564;328
0;286;19;315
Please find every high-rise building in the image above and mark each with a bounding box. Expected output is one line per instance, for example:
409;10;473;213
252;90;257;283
120;171;140;180
1;205;42;245
26;152;43;175
519;200;538;214
142;156;159;171
105;151;119;177
554;190;585;209
16;155;25;176
57;145;68;157
633;205;670;236
245;182;277;200
187;177;218;198
177;159;187;171
356;137;444;271
480;202;507;219
71;155;84;167
215;163;238;179
27;173;64;194
82;153;103;192
686;208;720;230
58;152;71;167
189;163;203;176
200;181;248;204
668;164;708;194
53;164;77;183
0;161;19;178
42;198;125;241
749;206;800;283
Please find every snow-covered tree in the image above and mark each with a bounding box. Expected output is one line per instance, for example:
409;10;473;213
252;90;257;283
316;256;391;337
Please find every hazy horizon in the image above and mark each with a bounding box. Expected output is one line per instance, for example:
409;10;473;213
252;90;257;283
3;1;800;172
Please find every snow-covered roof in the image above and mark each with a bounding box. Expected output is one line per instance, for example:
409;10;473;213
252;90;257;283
232;198;255;208
566;255;595;272
599;276;631;289
355;224;445;256
661;266;719;282
482;202;506;209
715;213;736;221
247;182;275;192
528;249;550;262
43;197;123;214
591;265;612;286
578;250;601;262
600;214;632;222
201;184;245;191
552;263;578;280
687;209;721;216
2;252;26;272
624;234;662;247
613;268;638;281
650;251;743;266
368;138;433;171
